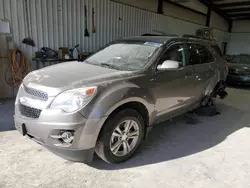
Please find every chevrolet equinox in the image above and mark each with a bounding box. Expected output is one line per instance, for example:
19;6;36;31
15;35;227;163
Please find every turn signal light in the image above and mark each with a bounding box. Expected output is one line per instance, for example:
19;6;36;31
86;88;96;95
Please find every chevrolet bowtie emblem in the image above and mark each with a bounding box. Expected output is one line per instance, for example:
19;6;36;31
19;97;27;104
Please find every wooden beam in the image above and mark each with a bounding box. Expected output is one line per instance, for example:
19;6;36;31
228;20;232;32
164;0;206;16
234;16;250;21
217;1;250;7
229;13;250;17
158;0;164;14
224;7;250;13
206;6;212;26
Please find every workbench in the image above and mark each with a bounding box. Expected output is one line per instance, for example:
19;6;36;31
32;58;78;70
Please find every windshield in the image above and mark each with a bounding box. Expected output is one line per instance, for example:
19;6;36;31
85;42;160;71
231;55;250;64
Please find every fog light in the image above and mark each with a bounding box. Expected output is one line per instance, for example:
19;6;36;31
61;131;74;143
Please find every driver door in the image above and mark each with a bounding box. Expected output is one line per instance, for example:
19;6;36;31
152;43;198;121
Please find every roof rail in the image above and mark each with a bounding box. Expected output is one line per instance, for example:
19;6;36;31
141;33;178;37
141;34;162;36
182;34;216;41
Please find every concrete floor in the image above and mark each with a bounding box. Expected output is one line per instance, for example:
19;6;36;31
1;87;250;188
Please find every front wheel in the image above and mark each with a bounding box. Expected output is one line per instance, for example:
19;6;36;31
95;109;145;164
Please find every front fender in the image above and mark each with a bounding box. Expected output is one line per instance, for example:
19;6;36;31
80;82;155;122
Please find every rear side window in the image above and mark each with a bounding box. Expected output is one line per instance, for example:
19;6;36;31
211;45;223;57
187;44;214;65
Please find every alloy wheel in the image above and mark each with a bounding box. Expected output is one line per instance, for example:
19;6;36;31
109;119;140;156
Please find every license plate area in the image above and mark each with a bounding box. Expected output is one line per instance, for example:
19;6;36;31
15;121;27;136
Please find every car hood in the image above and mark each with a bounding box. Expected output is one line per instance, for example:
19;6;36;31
228;63;250;70
23;61;133;95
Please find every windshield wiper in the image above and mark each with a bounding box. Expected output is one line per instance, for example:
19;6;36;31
100;63;123;70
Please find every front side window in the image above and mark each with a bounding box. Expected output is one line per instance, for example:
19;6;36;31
188;44;214;65
157;44;186;67
85;42;159;71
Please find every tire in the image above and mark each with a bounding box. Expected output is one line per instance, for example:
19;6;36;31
95;109;145;164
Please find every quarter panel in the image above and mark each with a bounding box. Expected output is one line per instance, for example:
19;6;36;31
204;68;220;96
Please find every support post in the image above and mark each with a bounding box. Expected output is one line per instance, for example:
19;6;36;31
206;6;211;27
228;20;232;32
158;0;164;14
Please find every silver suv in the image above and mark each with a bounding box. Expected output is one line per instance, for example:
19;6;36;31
15;35;228;164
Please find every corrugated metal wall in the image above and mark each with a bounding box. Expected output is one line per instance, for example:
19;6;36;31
227;21;250;55
0;0;229;98
227;33;250;55
0;0;229;55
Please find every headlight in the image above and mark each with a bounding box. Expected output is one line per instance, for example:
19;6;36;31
50;86;97;113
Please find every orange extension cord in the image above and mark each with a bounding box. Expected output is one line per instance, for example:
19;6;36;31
5;49;30;88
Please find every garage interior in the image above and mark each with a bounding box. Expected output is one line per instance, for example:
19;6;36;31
1;0;250;187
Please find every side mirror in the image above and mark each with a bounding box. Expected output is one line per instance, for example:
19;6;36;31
157;60;180;71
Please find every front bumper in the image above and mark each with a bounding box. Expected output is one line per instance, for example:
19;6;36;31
25;129;94;162
226;75;250;85
14;111;106;162
46;145;94;163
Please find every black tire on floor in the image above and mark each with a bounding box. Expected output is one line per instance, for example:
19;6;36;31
95;109;145;164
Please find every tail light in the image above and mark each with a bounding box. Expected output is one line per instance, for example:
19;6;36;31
226;63;229;73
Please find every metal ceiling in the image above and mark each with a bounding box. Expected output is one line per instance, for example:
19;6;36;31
167;0;250;21
204;0;250;21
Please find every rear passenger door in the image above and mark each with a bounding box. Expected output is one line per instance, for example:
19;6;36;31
187;43;216;98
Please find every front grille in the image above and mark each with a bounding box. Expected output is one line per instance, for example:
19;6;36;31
24;85;48;101
19;104;42;118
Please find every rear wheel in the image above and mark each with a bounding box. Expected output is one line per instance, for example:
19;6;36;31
95;109;144;164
